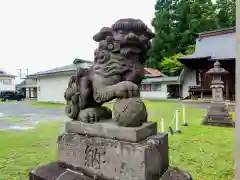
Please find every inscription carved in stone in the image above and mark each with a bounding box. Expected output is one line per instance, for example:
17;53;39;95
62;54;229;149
84;144;105;170
61;136;79;159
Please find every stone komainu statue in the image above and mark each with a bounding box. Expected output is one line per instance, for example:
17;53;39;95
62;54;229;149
64;18;154;125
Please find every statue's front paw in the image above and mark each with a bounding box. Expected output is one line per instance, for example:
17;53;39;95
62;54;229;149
114;81;139;98
78;108;99;123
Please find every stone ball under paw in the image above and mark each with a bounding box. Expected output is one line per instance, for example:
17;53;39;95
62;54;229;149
113;97;148;127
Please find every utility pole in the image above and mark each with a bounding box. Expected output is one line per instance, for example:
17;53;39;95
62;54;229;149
16;68;28;79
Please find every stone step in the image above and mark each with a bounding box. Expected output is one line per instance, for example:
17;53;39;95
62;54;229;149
202;119;235;127
29;162;193;180
29;162;96;180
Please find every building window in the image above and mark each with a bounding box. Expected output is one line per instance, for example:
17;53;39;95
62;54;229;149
144;83;162;91
2;79;12;85
141;83;164;91
156;84;162;91
141;84;150;91
146;84;151;91
152;84;158;91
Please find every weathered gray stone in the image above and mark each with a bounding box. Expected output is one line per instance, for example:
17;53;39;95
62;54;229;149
160;167;193;180
29;162;96;180
30;163;192;180
65;120;157;142
113;98;148;127
203;61;234;127
58;133;169;180
203;102;235;127
64;18;154;126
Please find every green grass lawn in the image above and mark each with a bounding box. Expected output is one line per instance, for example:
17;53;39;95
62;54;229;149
0;121;65;180
0;101;235;180
0;99;17;103
31;102;65;108
0;118;25;123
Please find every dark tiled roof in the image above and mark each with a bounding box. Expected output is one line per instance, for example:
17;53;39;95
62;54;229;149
179;30;236;61
0;70;15;77
27;59;93;78
28;64;78;77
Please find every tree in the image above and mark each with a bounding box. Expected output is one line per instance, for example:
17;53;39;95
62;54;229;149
159;45;196;76
148;0;218;64
215;0;236;28
146;0;177;68
146;0;235;74
173;0;218;53
159;53;184;76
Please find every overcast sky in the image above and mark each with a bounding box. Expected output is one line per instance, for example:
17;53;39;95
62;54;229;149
0;0;156;81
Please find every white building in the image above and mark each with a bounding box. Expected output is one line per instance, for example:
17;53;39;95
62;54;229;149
140;76;181;99
0;70;16;91
16;78;38;98
27;59;92;103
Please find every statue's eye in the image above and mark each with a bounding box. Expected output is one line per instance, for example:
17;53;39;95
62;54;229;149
108;43;114;50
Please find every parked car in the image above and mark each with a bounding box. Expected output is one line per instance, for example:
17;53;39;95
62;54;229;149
0;90;25;101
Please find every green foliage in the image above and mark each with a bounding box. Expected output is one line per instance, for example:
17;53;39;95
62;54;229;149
184;44;196;55
159;53;184;76
215;0;236;28
159;45;196;76
147;0;236;75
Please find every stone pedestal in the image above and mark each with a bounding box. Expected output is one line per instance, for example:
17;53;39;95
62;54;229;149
29;121;193;180
202;103;235;127
58;132;169;180
65;121;157;142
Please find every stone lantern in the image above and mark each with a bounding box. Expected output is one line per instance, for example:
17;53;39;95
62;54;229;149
202;61;235;127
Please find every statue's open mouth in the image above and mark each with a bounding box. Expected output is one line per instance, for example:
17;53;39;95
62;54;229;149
125;40;141;45
122;38;142;48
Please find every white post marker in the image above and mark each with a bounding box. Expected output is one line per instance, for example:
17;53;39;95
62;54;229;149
182;104;188;126
175;109;181;134
161;118;164;132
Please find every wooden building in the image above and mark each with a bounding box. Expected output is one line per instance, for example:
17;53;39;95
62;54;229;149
178;27;236;101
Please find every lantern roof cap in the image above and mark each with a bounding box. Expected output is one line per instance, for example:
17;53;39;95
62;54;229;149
206;61;229;75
